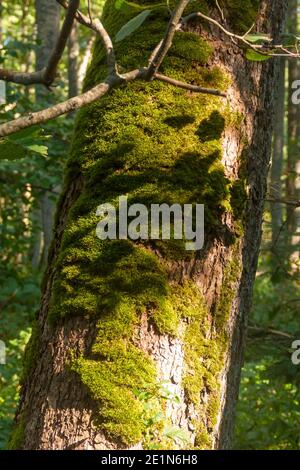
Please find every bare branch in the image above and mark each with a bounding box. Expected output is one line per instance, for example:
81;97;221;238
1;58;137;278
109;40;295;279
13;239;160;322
0;1;228;137
43;0;80;86
0;68;227;137
248;326;295;340
266;197;300;207
0;69;44;85
0;70;143;137
154;73;226;97
147;0;191;78
182;11;300;58
0;0;79;86
56;0;117;73
87;0;92;24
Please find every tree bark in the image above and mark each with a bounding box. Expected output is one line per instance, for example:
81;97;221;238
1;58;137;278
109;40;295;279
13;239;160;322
286;0;300;261
32;0;61;269
270;57;285;258
12;0;286;450
68;22;79;98
35;0;60;98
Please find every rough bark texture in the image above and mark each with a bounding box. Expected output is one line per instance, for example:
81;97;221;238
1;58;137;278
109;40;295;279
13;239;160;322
12;0;286;450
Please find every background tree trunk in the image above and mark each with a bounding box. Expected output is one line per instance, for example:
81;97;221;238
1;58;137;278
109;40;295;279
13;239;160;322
68;22;79;99
11;0;286;450
31;0;61;269
270;57;285;261
35;0;60;99
286;0;300;264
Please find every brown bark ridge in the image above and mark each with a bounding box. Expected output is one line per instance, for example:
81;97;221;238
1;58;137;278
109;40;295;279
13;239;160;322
12;0;287;450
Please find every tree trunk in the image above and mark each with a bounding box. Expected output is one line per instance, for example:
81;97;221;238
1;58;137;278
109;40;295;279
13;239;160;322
68;22;79;99
32;0;61;269
286;0;300;263
11;0;286;451
35;0;60;99
270;57;285;258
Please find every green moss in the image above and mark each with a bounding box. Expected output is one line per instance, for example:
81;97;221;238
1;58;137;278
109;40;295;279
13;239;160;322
214;244;242;331
171;32;213;64
20;320;40;384
171;246;242;449
72;345;156;445
43;0;252;448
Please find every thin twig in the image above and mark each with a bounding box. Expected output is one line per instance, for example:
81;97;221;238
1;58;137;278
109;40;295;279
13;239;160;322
266;197;300;207
0;70;143;137
248;326;295;340
154;73;226;97
0;0;79;86
0;1;229;137
0;66;227;137
87;0;92;24
182;11;300;58
56;0;117;73
147;0;190;78
0;68;44;85
44;0;80;86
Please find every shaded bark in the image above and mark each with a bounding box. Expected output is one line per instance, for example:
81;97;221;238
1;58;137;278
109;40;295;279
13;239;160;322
286;0;300;263
270;58;285;255
14;0;286;450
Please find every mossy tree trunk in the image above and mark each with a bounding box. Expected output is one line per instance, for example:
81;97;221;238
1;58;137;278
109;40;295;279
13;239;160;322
12;0;286;450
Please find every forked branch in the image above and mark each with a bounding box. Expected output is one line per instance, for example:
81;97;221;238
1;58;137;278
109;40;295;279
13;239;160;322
0;0;80;86
0;0;227;138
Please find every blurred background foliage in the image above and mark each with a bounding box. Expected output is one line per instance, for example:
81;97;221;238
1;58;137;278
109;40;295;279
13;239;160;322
0;0;299;450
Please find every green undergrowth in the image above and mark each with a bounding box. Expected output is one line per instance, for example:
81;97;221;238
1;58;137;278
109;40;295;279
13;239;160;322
19;0;258;448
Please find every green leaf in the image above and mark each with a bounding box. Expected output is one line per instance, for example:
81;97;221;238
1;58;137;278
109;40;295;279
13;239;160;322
115;10;152;43
244;33;271;44
245;49;271;62
26;145;48;156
